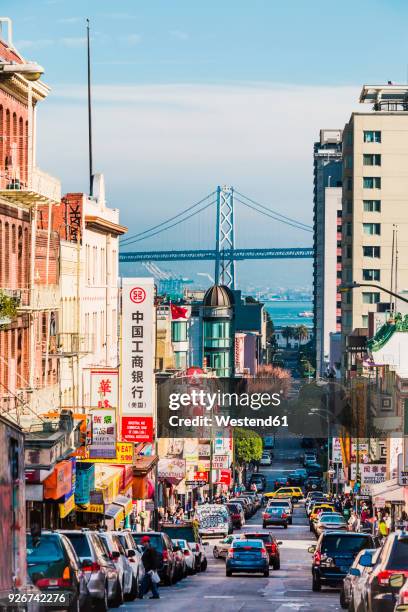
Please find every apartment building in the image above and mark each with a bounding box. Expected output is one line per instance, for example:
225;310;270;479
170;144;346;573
0;22;61;421
313;129;343;376
342;85;408;373
51;174;127;409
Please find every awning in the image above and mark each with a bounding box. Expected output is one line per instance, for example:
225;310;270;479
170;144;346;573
133;455;158;476
371;478;405;504
112;495;133;516
105;503;125;528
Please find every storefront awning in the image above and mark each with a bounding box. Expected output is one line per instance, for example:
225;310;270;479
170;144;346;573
371;478;405;504
133;455;158;476
105;503;124;528
112;495;133;516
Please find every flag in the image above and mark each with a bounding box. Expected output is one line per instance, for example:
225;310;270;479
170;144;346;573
171;303;189;320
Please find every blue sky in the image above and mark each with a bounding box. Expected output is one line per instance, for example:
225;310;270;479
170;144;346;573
3;0;408;289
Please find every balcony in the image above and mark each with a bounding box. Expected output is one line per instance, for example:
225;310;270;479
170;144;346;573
0;167;61;206
56;332;94;356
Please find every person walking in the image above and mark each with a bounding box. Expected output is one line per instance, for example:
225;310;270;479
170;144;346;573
139;535;160;600
377;516;389;542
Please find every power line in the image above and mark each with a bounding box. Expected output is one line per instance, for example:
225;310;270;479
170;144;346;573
121;190;216;244
121;199;217;246
235;190;312;231
235;197;313;233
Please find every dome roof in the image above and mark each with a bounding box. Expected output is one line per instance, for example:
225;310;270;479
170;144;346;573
203;284;233;308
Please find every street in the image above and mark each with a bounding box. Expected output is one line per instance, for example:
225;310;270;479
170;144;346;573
122;437;341;612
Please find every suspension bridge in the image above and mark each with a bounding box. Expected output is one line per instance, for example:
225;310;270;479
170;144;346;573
119;186;313;289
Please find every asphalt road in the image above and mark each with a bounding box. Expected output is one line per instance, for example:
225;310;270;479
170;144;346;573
122;437;342;611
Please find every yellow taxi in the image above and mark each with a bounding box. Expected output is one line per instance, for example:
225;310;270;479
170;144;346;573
309;503;335;524
265;487;303;502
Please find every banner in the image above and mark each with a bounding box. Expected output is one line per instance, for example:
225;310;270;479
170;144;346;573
76;442;134;464
234;333;245;375
350;463;386;484
213;455;229;469
90;409;116;459
121;278;155;441
158;458;186;482
90;368;119;409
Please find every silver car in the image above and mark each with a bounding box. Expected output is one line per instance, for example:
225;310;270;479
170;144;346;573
113;530;144;596
60;529;120;611
99;531;135;601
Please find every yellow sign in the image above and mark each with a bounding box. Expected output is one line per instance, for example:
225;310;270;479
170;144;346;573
59;494;75;518
75;503;104;514
77;442;134;464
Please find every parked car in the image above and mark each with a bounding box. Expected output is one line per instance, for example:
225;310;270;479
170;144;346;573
60;529;121;610
260;452;272;466
133;531;177;585
308;531;376;592
226;539;269;577
113;531;144;597
230;497;253;519
160;520;207;571
242;532;281;569
196;504;232;538
226;502;245;528
244;491;262;511
263;504;289;529
213;535;242;559
248;473;267;492
26;531;88;612
171;541;187;581
341;548;376;610
314;512;348;537
172;539;195;574
361;530;408;612
267;498;293;524
389;572;408;612
98;532;134;601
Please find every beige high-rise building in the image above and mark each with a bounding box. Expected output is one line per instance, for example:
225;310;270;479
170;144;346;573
341;85;408;373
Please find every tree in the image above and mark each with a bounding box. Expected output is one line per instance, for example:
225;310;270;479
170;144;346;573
233;428;263;484
295;324;309;346
282;326;294;348
252;364;292;398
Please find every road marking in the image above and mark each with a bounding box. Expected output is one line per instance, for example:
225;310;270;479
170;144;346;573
204;596;234;598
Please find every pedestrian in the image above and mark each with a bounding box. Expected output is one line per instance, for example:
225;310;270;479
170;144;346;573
377;516;389;541
384;511;392;533
397;510;408;530
139;535;160;600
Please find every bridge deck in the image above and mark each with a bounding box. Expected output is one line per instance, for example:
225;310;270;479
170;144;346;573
119;247;314;262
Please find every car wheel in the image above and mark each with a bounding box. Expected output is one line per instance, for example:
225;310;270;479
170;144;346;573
263;569;270;577
93;585;109;612
226;570;232;577
213;547;219;559
312;574;321;592
283;524;288;529
127;573;139;601
340;586;348;609
112;579;124;607
201;558;207;572
273;559;280;570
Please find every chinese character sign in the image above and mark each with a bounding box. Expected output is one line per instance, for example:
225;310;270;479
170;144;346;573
121;278;155;442
90;369;119;409
89;409;117;459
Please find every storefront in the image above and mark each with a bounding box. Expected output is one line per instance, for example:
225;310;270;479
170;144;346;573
371;478;406;526
132;454;158;530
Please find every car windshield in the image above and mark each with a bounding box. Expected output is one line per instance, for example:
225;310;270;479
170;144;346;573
266;506;284;513
133;534;164;552
319;514;345;523
27;535;64;563
321;535;372;554
269;500;290;507
64;533;92;558
389;537;408;570
173;539;187;548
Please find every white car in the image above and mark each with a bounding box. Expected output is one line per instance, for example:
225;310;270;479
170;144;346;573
260;452;272;466
213;535;241;559
172;538;195;574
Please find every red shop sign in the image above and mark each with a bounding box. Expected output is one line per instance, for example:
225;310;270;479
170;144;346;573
122;416;154;443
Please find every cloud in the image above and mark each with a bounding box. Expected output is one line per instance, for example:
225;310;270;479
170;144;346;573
15;39;54;50
170;30;189;41
60;37;87;48
123;33;142;46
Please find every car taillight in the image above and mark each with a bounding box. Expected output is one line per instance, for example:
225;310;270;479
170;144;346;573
227;549;234;559
377;570;392;585
261;548;268;559
262;513;269;519
36;578;71;588
162;549;169;561
270;543;277;554
82;562;100;572
313;551;321;566
233;513;240;519
183;550;190;556
282;513;287;519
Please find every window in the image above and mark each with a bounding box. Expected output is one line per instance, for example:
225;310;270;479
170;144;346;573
337;210;343;218
337;255;342;263
346;245;352;258
362;315;369;328
346;200;353;213
362;292;380;304
344;155;353;169
345;222;352;237
363;269;380;281
363;177;381;189
346;177;353;191
363;246;381;258
363;200;381;212
172;321;188;342
363;154;381;166
337;271;342;279
363;223;381;236
363;130;381;143
345;132;353;146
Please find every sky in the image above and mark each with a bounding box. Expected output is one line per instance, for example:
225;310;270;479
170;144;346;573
3;0;408;290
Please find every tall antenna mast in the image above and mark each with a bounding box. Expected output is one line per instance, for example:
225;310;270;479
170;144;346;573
390;225;395;313
395;225;399;314
87;18;93;196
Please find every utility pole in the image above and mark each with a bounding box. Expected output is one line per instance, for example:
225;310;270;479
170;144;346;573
86;18;93;196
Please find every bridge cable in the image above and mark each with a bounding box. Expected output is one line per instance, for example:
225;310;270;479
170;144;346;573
121;190;216;245
235;190;312;231
120;199;217;246
235;197;313;233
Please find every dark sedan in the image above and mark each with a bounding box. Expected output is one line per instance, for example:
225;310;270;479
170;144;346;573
263;505;289;529
226;539;269;577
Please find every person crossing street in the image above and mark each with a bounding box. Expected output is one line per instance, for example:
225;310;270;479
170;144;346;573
139;535;161;600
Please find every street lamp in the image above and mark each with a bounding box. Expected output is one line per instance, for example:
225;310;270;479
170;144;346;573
0;61;44;81
339;281;408;305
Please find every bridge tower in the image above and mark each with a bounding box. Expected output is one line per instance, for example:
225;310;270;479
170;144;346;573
215;185;235;288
